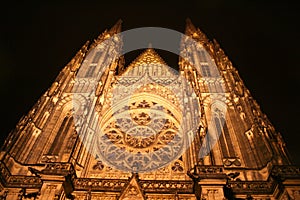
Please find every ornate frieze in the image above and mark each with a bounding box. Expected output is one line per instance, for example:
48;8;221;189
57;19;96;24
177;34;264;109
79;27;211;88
228;178;276;194
41;163;75;176
271;165;300;179
188;165;226;180
73;178;127;191
139;180;194;193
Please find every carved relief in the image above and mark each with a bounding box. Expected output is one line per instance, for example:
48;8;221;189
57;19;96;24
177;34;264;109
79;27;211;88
291;190;300;199
92;161;104;171
222;158;241;167
171;161;184;172
41;155;58;163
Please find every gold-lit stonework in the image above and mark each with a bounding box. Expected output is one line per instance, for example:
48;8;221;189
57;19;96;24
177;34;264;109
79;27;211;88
95;47;191;173
0;19;299;200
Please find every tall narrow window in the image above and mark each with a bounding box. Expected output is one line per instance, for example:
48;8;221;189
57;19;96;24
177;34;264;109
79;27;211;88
48;116;74;155
92;51;102;63
200;51;207;62
201;65;211;77
85;65;96;77
214;110;235;157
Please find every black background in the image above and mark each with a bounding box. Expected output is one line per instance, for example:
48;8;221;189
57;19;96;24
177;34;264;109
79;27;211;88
1;1;299;164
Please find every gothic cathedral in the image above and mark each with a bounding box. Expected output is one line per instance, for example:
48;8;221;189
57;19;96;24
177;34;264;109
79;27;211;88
1;19;299;200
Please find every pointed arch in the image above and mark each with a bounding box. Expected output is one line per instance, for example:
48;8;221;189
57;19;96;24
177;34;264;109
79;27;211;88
48;113;74;155
211;101;235;158
46;94;87;158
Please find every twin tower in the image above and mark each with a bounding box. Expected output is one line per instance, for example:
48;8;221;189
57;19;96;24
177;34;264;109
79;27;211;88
0;19;299;199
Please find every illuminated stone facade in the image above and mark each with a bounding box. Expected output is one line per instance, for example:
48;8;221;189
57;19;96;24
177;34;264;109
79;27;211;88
0;19;299;199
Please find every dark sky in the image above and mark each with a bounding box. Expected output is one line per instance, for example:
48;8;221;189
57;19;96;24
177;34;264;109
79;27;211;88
1;1;299;164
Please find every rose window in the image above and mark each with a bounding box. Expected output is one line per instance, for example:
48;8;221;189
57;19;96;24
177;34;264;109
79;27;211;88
95;85;185;172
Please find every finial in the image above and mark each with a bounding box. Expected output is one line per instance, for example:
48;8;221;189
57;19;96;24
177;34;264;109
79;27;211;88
148;43;152;48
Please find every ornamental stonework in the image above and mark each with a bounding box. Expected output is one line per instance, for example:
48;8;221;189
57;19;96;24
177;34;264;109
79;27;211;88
0;19;299;200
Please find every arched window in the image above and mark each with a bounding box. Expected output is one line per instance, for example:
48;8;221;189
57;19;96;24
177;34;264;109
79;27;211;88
48;115;74;155
200;50;207;62
214;109;235;157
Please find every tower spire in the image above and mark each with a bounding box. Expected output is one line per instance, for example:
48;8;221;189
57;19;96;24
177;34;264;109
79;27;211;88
108;19;122;35
185;18;197;35
184;18;209;45
92;19;123;48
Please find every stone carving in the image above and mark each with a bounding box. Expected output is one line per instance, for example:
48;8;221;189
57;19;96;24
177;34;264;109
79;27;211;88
271;166;300;180
228;179;275;194
226;172;240;181
222;158;241;167
42;163;75;177
188;165;227;181
171;161;184;172
74;178;126;191
41;155;58;163
291;190;300;199
0;190;8;199
140;180;193;193
92;161;104;171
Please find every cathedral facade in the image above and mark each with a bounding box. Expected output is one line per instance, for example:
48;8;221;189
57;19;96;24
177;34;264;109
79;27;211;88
0;19;299;199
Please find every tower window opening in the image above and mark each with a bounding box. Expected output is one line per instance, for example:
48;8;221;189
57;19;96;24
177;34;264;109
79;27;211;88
48;116;73;155
202;65;211;77
200;51;207;62
92;51;102;63
214;112;235;158
86;65;96;77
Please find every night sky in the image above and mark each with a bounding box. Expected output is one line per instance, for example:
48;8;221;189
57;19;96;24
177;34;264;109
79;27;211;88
1;1;299;164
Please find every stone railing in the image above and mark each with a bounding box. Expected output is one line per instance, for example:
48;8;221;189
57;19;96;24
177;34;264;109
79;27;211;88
1;161;299;196
188;165;227;179
41;162;75;176
0;162;42;188
140;180;194;193
271;165;300;179
73;178;127;191
228;179;276;194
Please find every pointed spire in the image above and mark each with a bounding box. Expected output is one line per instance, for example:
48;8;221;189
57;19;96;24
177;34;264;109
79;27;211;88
91;19;123;48
127;48;167;68
184;18;209;45
185;18;197;35
108;19;122;35
69;41;90;72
